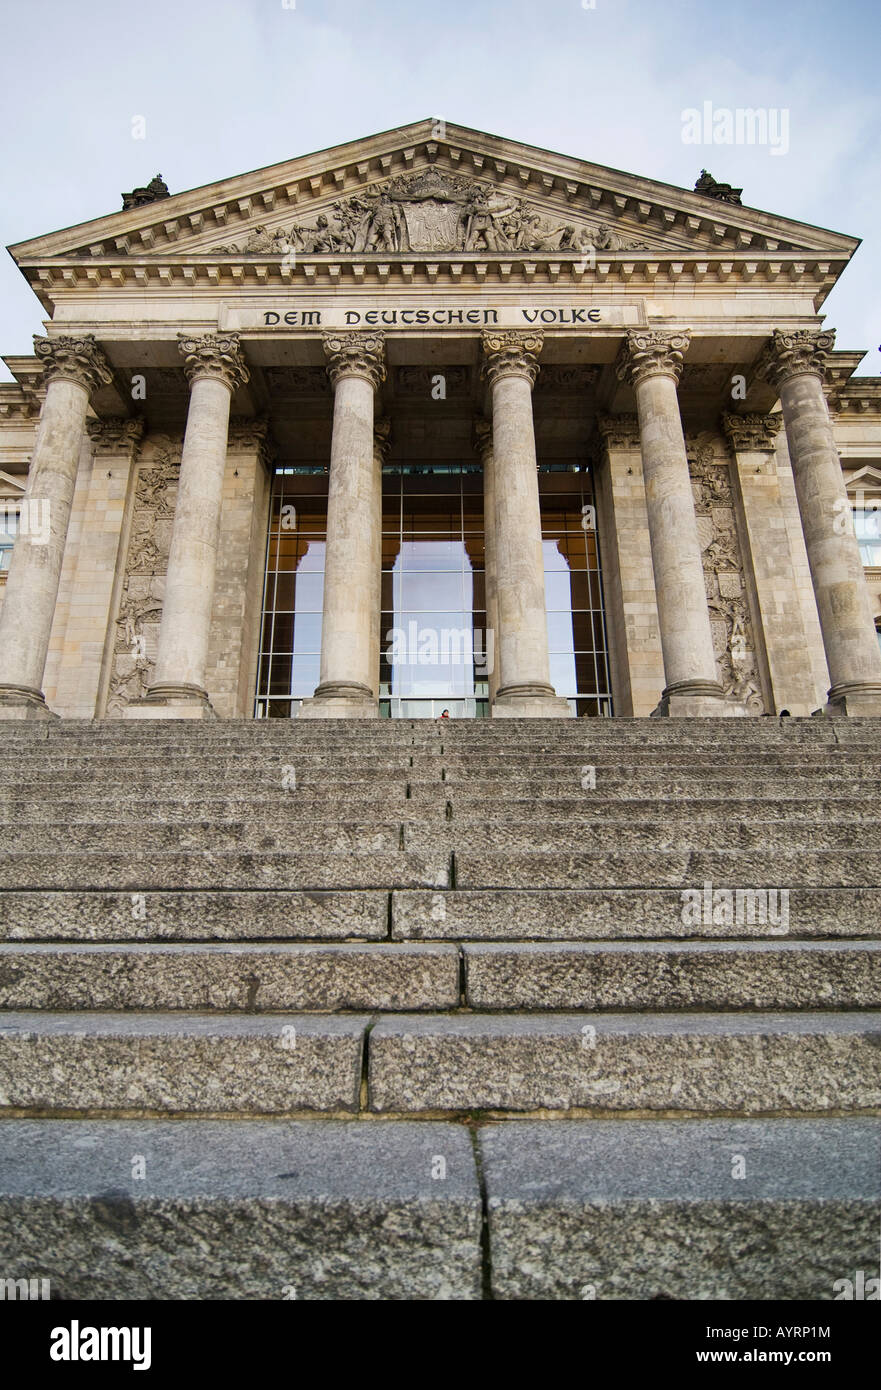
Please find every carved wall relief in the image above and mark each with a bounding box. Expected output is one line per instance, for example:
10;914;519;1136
211;171;654;257
106;435;180;715
687;434;765;714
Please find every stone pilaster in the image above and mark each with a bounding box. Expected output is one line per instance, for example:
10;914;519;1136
126;332;249;719
756;328;881;715
473;416;500;704
593;414;665;716
0;334;113;718
616;329;732;716
481;329;570;718
43;417;145;717
299;331;386;719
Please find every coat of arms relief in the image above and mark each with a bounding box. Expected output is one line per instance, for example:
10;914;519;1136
212;169;651;256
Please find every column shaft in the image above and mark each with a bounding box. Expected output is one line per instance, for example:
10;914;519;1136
126;332;248;720
299;331;385;719
759;330;881;714
0;335;112;719
618;330;729;715
482;331;570;718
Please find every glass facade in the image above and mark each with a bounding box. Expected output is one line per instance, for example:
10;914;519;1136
255;461;612;718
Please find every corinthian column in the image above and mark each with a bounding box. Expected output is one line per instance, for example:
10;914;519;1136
298;331;386;719
126;332;249;719
481;330;570;718
0;334;112;719
757;328;881;715
617;329;729;716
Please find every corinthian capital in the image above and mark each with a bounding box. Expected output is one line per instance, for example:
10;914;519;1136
755;328;836;392
721;412;780;454
616;330;690;388
481;329;543;388
597;413;641;449
322;332;386;390
34;334;113;395
177;332;250;391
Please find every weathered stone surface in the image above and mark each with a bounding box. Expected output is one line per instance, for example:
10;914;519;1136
0;943;459;1011
455;849;881;889
368;1012;881;1113
393;887;881;939
464;941;881;1009
0;851;449;891
0;1120;482;1299
0;889;388;940
0;1013;368;1113
412;817;877;853
481;1119;881;1299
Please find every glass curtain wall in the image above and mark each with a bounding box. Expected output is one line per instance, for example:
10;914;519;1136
255;461;612;717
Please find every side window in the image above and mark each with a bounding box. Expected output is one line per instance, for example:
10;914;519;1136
0;505;19;574
852;506;881;567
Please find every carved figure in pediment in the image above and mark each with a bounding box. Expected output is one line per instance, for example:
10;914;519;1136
362;193;408;252
461;189;520;251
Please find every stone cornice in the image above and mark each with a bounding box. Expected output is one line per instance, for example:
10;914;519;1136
33;334;113;394
481;329;543;387
721;412;780;454
755;328;836;391
178;332;250;391
323;331;386;389
616;329;690;387
18;251;846;308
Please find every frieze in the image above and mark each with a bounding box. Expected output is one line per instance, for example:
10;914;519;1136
205;171;654;257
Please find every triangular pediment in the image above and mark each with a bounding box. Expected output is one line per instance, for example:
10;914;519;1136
9;119;859;269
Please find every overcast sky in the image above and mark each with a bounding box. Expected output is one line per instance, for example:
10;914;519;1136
1;0;878;382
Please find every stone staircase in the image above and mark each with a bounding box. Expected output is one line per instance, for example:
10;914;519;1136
0;717;879;1299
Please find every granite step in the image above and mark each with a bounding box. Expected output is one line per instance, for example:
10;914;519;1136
0;889;390;941
0;1012;368;1114
392;886;881;940
0;942;459;1011
367;1011;881;1114
481;1117;881;1300
0;1117;485;1299
412;818;881;853
462;941;881;1010
0;850;450;891
454;849;881;889
0;1116;875;1300
0;821;407;854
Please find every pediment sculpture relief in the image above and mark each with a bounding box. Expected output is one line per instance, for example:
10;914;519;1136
209;171;652;256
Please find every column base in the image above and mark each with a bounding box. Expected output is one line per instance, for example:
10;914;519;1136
651;679;745;718
124;682;217;721
0;684;58;720
821;682;881;717
297;681;379;721
492;683;573;719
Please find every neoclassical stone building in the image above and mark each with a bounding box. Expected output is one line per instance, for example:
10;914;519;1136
1;120;880;722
